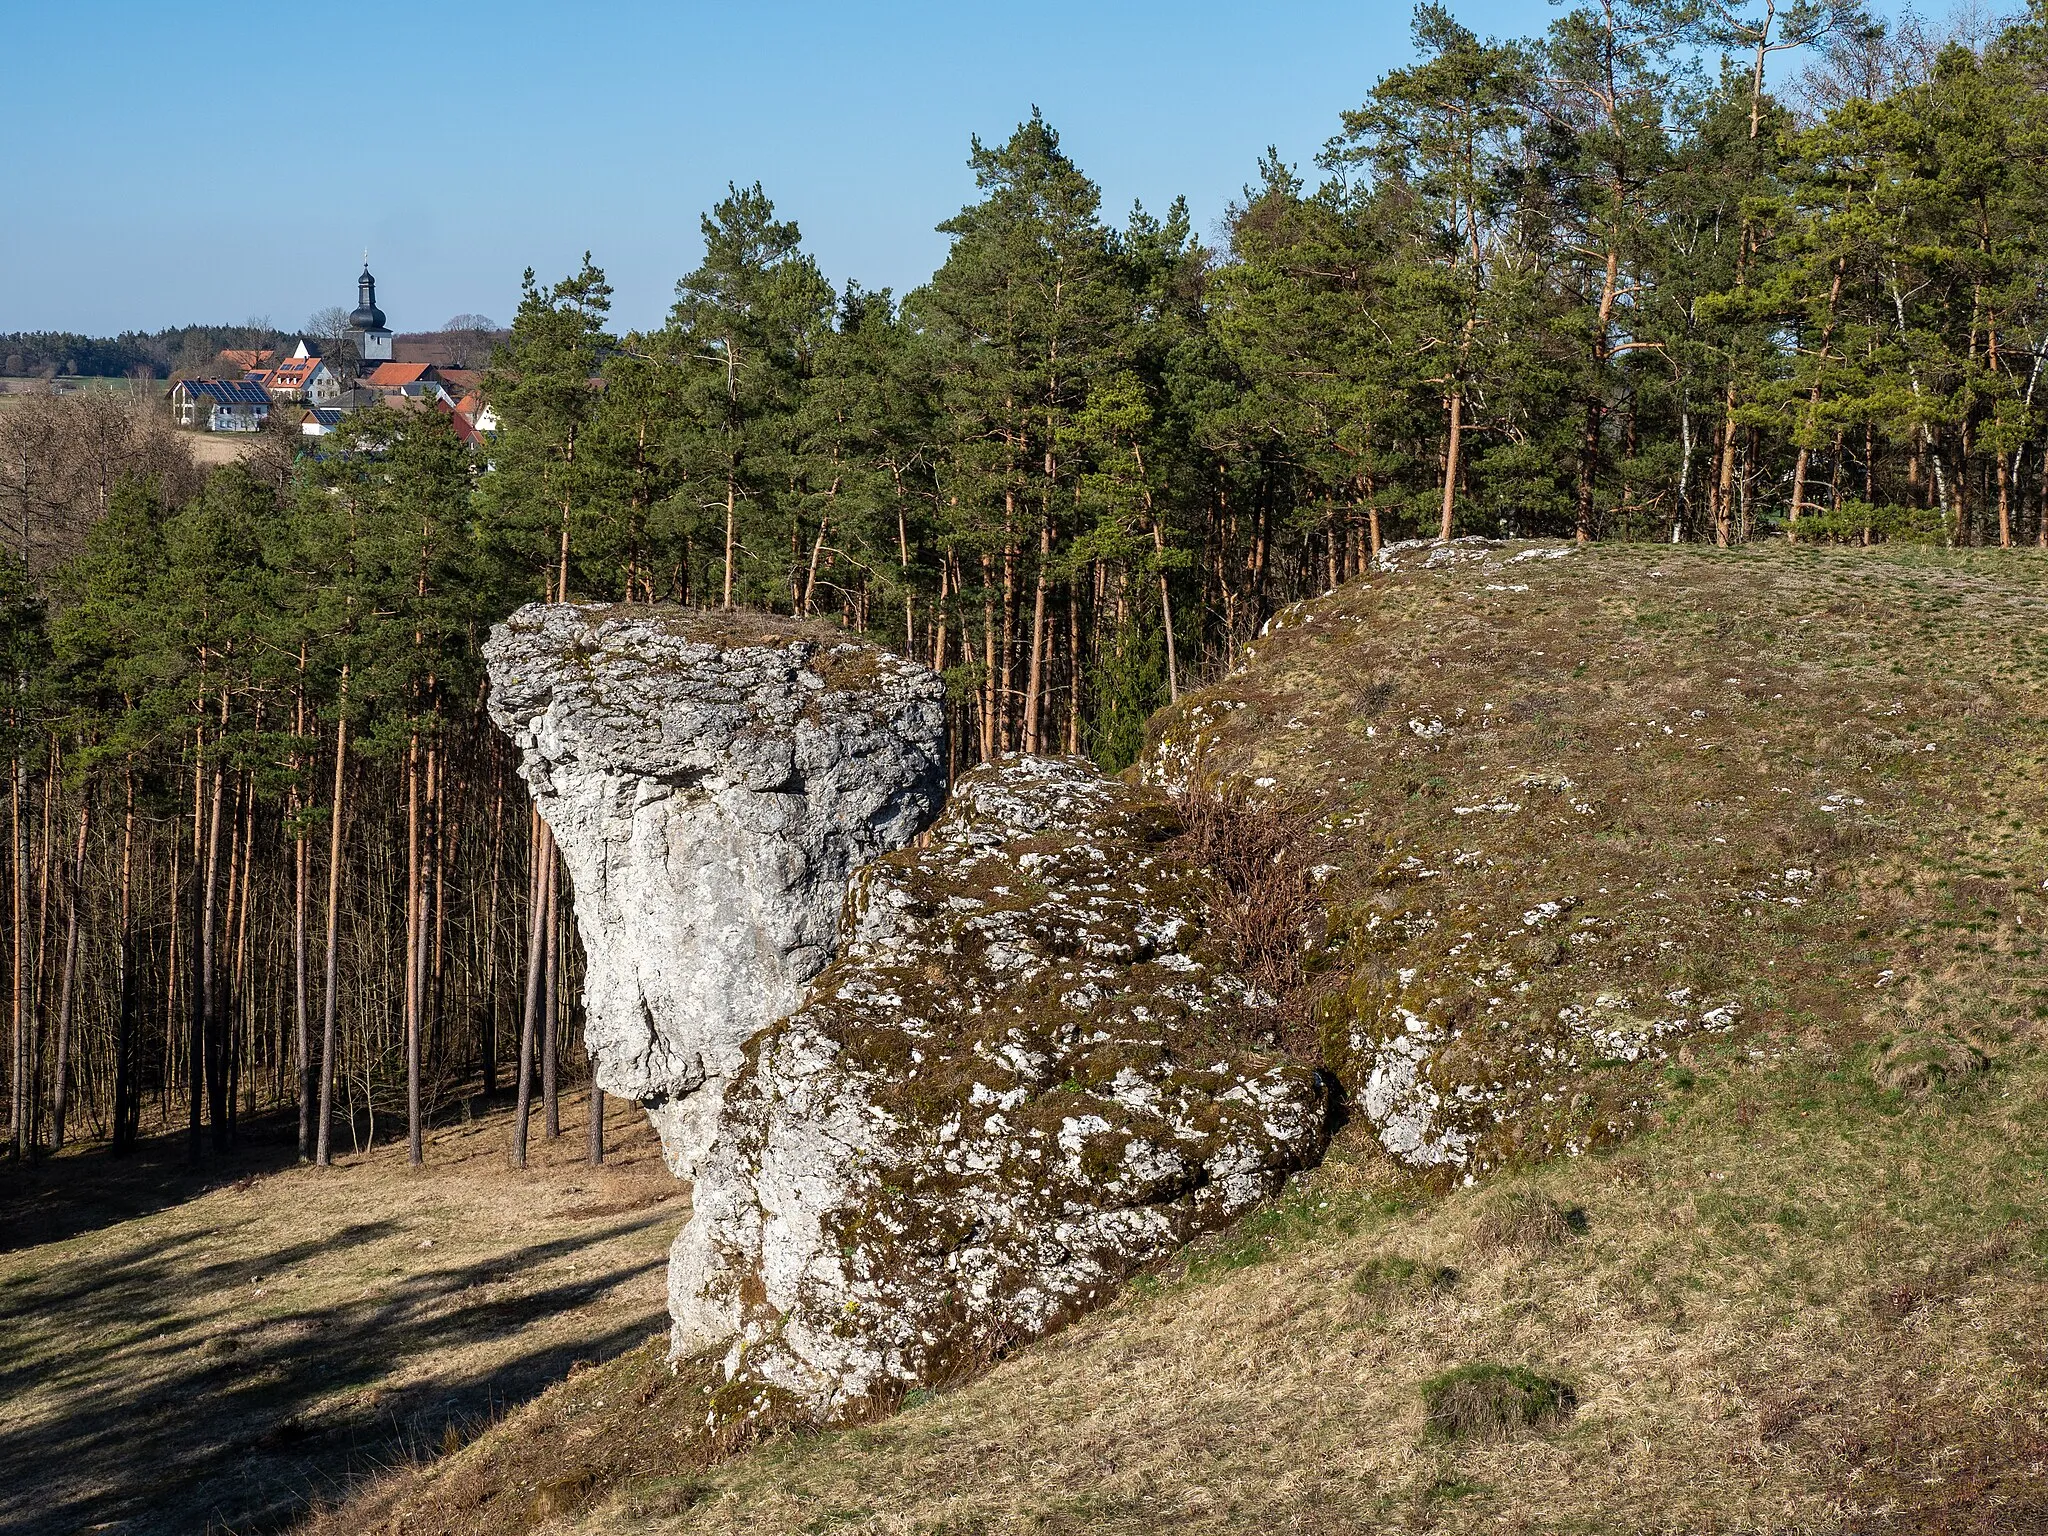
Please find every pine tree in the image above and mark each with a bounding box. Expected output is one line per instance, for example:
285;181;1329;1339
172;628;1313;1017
658;183;834;611
481;257;613;603
913;111;1127;752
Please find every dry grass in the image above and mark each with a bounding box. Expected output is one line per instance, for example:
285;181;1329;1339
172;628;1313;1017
494;1042;2048;1536
1470;1188;1580;1254
0;1090;680;1536
299;542;2048;1533
185;429;265;466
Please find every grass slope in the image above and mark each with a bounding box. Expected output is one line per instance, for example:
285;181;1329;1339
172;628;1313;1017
316;543;2048;1533
0;1092;676;1536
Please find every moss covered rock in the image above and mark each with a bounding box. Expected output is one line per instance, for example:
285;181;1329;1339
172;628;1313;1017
671;754;1331;1418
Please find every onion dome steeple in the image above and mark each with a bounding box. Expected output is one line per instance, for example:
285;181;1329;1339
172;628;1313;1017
349;261;387;332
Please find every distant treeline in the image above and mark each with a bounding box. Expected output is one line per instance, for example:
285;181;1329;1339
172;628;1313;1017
0;323;507;380
0;327;285;381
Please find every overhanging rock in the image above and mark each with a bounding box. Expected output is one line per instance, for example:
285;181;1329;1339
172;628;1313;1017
483;604;948;1176
488;613;1329;1417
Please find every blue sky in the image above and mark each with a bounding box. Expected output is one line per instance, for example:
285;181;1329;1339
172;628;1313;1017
3;0;1919;337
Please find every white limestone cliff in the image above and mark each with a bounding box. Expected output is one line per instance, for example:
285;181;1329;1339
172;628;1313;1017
482;604;947;1176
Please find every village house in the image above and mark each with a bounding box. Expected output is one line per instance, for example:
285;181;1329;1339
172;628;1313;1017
173;268;496;440
437;396;484;448
360;361;482;416
360;360;436;399
453;390;498;433
171;377;272;432
259;354;340;404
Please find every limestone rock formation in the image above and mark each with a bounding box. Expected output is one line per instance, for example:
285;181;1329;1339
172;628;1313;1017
672;755;1331;1417
483;604;948;1175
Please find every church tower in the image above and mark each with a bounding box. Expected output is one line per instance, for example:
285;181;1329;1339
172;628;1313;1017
348;261;393;364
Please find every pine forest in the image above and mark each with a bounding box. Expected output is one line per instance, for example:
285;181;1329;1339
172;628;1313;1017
9;0;2048;1169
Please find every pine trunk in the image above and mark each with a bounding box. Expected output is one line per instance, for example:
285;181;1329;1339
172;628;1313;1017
112;768;136;1152
513;813;547;1168
316;683;349;1168
8;755;20;1161
405;733;423;1166
542;849;560;1140
49;803;85;1151
1438;394;1463;543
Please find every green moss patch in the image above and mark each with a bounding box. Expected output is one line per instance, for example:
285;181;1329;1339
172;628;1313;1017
1421;1363;1578;1442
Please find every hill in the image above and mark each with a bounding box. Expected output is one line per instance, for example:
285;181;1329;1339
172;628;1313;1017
300;542;2048;1531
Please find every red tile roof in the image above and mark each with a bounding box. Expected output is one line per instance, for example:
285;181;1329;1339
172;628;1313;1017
438;397;482;447
363;361;431;389
264;358;324;388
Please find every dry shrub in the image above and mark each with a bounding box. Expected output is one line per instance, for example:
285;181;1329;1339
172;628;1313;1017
1473;1189;1580;1254
1172;781;1329;1049
525;1467;600;1525
1421;1363;1577;1442
0;392;203;571
1874;1031;1988;1095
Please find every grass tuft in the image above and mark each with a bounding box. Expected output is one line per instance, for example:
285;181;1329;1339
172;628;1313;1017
1472;1189;1580;1254
1420;1362;1578;1442
1872;1030;1988;1095
620;1477;709;1518
525;1468;602;1526
1351;1252;1458;1298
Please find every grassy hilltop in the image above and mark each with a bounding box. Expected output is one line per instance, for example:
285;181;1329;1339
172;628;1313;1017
61;540;2048;1533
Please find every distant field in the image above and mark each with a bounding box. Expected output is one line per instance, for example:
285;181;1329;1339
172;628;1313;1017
187;429;265;466
0;378;165;399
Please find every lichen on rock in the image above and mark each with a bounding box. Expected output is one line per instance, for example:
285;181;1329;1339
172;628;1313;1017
671;754;1331;1417
482;603;947;1176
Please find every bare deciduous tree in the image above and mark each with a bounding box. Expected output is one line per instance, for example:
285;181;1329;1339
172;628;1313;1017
0;395;199;574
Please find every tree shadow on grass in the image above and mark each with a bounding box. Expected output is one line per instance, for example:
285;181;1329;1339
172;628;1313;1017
0;1212;671;1536
0;1110;309;1255
1;1094;532;1257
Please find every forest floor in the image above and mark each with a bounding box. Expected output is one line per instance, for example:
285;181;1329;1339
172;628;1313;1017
305;542;2048;1535
0;1090;681;1536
